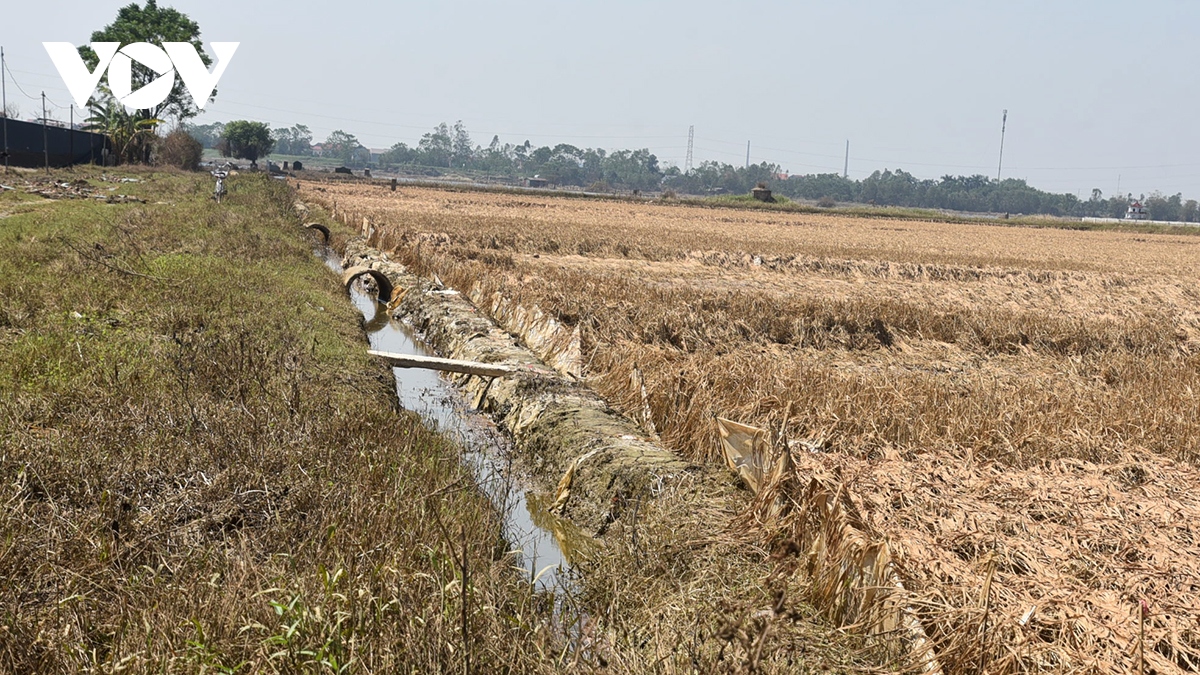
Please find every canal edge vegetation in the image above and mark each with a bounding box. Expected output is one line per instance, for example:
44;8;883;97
0;166;564;672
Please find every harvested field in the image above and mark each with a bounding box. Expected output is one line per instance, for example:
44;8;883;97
306;182;1200;672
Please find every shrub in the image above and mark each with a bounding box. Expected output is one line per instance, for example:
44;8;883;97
156;129;203;171
817;195;836;208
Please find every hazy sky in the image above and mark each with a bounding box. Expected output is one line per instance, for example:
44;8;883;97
4;1;1198;198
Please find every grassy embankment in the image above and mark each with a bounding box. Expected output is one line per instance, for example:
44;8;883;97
0;168;872;674
0;167;571;673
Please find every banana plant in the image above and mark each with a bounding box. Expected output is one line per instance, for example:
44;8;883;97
83;98;162;164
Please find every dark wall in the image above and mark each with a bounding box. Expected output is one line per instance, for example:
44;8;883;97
0;117;109;168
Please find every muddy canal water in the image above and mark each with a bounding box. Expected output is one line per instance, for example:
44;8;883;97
318;247;570;587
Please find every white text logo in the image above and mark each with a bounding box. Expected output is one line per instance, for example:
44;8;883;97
43;42;238;110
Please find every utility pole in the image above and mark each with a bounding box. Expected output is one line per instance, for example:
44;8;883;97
996;109;1007;181
843;139;849;179
684;125;694;174
42;92;48;173
745;140;750;169
2;46;8;174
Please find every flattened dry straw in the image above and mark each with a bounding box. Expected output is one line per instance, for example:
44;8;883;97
713;415;939;672
744;444;1200;672
744;461;942;673
305;180;1200;672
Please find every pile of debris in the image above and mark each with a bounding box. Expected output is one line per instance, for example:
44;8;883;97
21;177;146;204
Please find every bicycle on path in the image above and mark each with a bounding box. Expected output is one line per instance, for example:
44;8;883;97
212;164;231;203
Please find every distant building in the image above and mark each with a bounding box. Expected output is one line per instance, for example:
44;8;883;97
310;143;326;157
527;176;549;188
349;146;371;166
368;148;389;164
1125;201;1148;220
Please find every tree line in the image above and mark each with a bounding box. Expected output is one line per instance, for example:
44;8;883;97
376;122;665;191
183;118;1197;220
668;162;1197;220
770;169;1198;220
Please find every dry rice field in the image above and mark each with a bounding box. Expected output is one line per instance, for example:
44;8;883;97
305;182;1200;673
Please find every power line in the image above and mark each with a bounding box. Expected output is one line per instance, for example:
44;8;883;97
1012;161;1200;171
692;144;746;159
698;132;846;149
6;64;679;141
0;64;73;115
715;140;845;161
191;79;686;133
2;59;40;101
847;155;991;170
692;144;841;172
212;96;683;141
11;61;1200;180
8;64;684;138
723;131;1200;173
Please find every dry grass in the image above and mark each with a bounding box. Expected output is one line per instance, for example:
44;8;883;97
0;168;574;673
306;181;1200;672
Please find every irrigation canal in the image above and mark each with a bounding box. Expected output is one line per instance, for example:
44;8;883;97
317;245;574;588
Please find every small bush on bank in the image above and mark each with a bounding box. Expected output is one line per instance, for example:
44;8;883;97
156;129;203;170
